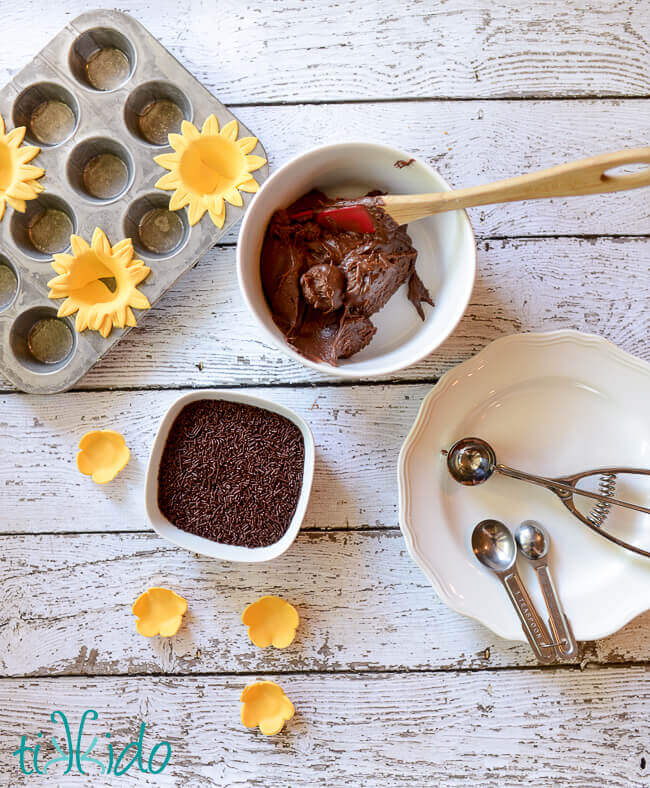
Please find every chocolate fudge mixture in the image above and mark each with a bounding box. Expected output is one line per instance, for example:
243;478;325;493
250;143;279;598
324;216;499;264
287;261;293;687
260;190;434;365
158;400;304;548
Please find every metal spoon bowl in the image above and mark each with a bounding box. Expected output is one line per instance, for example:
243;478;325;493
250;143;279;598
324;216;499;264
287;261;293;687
446;437;496;485
515;519;550;561
471;518;516;571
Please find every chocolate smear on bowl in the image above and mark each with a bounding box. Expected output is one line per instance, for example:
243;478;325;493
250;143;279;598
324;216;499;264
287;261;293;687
157;400;305;548
260;189;433;366
394;158;415;169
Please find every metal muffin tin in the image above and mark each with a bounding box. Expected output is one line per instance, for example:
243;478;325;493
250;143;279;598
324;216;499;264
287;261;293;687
0;9;268;393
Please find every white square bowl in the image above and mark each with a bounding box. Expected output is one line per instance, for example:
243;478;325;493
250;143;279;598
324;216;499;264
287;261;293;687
145;390;315;562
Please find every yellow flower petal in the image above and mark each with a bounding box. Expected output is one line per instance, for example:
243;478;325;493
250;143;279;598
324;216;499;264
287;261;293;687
6;196;26;213
155;171;181;191
242;596;299;649
219;119;238;141
128;289;151;310
154;152;179;170
237;177;260;194
169;189;191;211
245;155;267;173
167;133;187;152
57;298;79;318
237;136;258;155
16;145;40;164
91;227;111;257
18;164;44;180
70;235;90;256
201;114;219;135
181;120;200;140
187;199;207;226
7;181;38;200
222;187;243;208
77;430;130;484
132;588;188;638
6;126;26;147
240;681;294;736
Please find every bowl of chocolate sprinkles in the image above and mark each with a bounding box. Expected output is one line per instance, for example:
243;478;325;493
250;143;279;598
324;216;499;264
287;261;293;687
145;391;314;561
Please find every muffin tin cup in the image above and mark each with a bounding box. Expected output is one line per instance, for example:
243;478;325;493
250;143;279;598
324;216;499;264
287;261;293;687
0;10;268;393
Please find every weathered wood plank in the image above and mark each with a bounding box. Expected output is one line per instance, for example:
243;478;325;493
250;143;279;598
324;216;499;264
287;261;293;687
3;1;650;100
1;668;648;785
228;100;650;239
0;385;420;533
1;531;648;677
2;235;646;392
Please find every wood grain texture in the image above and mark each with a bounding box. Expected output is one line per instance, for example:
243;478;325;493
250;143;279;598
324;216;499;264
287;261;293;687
1;668;649;786
2;4;650;785
0;385;419;533
0;531;648;678
2;235;646;392
224;100;650;238
2;1;650;101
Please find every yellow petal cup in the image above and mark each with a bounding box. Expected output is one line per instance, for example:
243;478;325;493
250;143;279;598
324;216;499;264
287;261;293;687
48;228;151;338
132;588;188;638
154;115;266;228
0;114;44;222
240;681;295;736
242;595;299;648
76;430;130;484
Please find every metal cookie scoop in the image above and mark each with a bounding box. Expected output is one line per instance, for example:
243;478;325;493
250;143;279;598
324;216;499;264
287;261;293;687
445;437;650;558
515;521;577;659
471;519;557;663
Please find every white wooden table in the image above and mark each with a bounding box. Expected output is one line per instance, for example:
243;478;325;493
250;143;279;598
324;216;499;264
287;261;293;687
1;1;649;785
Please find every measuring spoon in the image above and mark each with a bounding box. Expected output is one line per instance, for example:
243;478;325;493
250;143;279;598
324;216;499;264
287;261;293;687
471;519;556;663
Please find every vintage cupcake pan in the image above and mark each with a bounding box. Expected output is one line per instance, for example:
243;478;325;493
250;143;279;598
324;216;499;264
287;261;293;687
0;9;268;393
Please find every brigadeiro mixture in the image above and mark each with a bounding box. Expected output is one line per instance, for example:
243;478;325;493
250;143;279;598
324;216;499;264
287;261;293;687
157;400;305;548
261;189;434;366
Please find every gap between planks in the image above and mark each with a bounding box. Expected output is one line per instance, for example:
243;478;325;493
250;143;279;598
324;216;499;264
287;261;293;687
1;661;649;682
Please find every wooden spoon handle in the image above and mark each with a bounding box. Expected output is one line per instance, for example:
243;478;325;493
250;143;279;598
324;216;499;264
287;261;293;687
383;147;650;225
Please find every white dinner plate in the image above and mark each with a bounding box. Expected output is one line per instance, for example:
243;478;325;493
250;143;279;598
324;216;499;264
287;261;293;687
398;331;650;642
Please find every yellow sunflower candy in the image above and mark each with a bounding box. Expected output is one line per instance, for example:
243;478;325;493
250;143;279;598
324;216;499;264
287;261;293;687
242;595;299;649
76;430;130;484
240;681;295;736
132;588;188;638
154;115;266;228
0;114;44;222
47;228;151;338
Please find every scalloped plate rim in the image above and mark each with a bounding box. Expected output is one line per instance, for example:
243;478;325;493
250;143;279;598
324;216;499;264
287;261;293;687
397;329;650;642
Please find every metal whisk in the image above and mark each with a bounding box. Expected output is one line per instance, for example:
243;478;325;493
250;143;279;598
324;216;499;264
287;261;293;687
444;437;650;558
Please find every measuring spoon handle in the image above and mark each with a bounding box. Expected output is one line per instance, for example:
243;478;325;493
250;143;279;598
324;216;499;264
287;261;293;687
535;564;578;659
500;570;556;663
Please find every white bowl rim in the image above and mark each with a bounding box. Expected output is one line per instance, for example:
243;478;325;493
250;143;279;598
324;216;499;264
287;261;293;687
236;140;478;379
144;389;315;562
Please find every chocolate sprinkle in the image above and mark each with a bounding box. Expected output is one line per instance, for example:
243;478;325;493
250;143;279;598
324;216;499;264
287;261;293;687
157;400;305;548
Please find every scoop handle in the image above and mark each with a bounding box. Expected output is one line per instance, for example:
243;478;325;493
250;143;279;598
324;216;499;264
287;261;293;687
384;147;650;223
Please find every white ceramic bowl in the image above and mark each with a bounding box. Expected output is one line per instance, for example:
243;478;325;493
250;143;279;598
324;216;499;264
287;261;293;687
145;390;315;562
237;142;477;378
